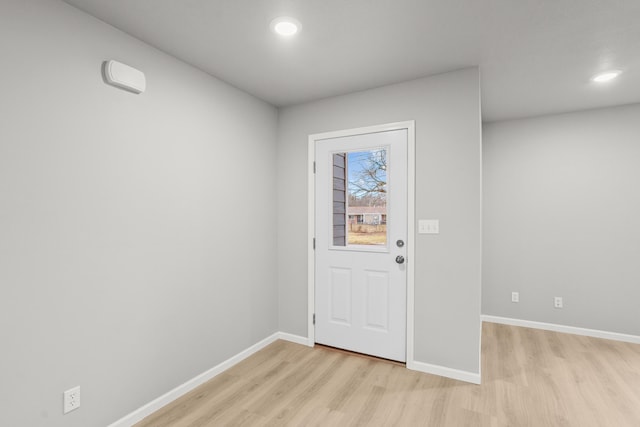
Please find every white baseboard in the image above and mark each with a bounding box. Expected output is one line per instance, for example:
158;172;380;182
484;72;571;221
108;332;281;427
276;331;313;347
481;315;640;344
407;360;481;385
110;329;491;426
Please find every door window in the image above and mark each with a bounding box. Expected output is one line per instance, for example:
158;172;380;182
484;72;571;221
332;148;387;247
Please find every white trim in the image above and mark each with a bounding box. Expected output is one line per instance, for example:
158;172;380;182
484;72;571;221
277;332;313;346
309;122;414;141
307;137;316;347
406;122;416;367
477;319;483;381
308;121;416;363
408;360;481;385
109;327;492;427
477;79;483;385
481;315;640;344
108;333;280;427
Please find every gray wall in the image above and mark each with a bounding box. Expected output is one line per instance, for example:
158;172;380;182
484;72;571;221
277;69;482;374
0;1;278;426
483;103;640;336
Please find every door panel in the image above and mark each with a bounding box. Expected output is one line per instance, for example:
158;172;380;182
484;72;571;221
315;128;407;362
330;268;352;325
364;270;390;331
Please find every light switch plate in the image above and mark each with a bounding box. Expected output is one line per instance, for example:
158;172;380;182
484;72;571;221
418;219;439;234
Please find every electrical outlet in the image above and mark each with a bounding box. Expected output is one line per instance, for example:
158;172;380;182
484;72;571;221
63;386;80;414
554;297;563;309
511;292;519;303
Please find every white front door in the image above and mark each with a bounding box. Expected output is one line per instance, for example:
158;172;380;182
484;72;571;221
314;127;408;362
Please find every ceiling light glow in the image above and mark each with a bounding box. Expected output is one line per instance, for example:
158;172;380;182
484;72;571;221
270;17;301;37
592;70;621;83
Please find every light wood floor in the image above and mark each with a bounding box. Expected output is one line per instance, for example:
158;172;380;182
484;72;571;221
136;323;640;426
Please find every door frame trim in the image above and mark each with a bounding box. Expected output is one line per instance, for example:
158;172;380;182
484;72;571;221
307;121;416;366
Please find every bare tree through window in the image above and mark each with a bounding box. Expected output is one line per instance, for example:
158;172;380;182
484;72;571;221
332;148;388;246
347;149;387;245
348;149;386;206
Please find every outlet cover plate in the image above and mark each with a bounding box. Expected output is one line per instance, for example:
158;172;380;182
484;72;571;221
554;297;563;309
64;386;80;414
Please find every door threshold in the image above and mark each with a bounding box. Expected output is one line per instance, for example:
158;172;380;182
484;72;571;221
314;343;406;366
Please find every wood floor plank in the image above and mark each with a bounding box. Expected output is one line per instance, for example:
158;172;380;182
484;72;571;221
135;323;640;427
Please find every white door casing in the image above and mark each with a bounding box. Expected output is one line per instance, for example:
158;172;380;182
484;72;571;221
310;123;414;362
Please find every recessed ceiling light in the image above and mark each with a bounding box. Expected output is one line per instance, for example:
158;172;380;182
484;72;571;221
591;70;622;83
270;17;301;37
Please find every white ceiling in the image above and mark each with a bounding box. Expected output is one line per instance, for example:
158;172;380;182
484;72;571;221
62;0;640;122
